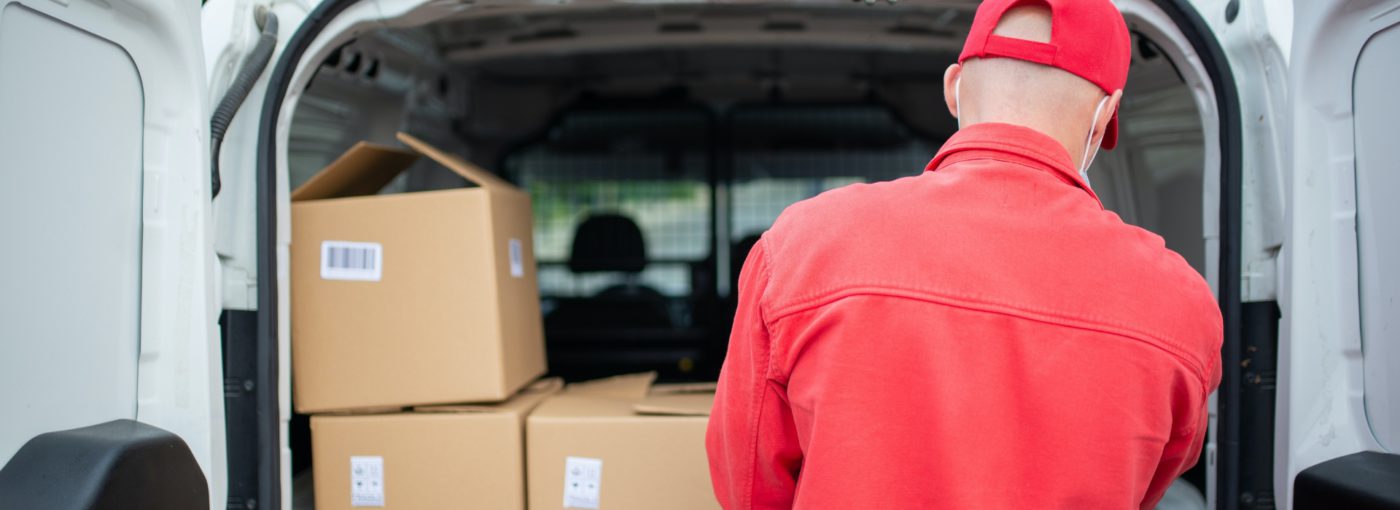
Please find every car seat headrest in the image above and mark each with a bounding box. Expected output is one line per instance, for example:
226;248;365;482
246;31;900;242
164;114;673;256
570;213;647;274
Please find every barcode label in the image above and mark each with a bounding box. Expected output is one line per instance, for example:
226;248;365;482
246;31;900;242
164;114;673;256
321;241;383;281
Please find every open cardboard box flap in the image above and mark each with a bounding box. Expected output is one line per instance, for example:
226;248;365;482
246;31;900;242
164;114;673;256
635;380;717;416
291;132;513;202
564;372;658;401
547;372;714;417
651;382;718;394
632;392;714;416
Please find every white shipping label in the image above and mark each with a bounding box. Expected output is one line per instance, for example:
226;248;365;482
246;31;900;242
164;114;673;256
322;241;383;282
350;456;385;507
562;456;602;509
508;238;524;278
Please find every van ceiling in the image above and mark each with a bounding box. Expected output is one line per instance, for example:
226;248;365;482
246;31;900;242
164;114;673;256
414;1;1179;127
432;3;974;65
418;2;974;118
293;0;1189;182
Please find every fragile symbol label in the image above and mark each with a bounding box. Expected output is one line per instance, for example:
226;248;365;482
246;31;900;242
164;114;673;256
562;456;602;509
509;238;524;278
350;456;384;507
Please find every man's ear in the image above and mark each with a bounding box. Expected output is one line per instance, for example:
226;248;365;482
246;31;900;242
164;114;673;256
943;63;963;121
1091;89;1124;146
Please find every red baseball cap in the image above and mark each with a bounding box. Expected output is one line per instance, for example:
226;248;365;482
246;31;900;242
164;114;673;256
958;0;1131;149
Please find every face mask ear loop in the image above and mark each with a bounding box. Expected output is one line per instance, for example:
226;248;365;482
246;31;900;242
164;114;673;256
1079;95;1111;183
954;76;963;129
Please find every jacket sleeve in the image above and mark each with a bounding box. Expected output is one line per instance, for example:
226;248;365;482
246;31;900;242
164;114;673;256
706;239;803;509
1140;344;1221;508
1140;391;1210;509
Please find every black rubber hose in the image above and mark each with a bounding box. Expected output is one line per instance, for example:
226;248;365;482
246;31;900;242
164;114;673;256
211;8;279;199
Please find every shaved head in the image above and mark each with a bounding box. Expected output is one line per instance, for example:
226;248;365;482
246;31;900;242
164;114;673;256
944;6;1123;169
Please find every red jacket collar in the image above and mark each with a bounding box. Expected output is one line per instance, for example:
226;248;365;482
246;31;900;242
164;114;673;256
925;122;1102;206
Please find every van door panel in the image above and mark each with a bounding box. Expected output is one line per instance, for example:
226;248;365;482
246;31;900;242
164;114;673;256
0;0;218;506
1352;20;1400;455
0;1;144;469
1282;1;1400;508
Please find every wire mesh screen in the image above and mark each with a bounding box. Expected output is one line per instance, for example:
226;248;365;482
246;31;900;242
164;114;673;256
730;106;936;244
507;109;713;298
507;105;937;298
523;170;711;262
537;265;693;300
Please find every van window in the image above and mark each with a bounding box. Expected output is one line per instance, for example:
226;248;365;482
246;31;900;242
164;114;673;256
730;106;933;248
1353;23;1400;451
509;109;713;299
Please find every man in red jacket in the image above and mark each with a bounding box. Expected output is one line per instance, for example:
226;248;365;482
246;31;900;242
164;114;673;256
706;1;1223;508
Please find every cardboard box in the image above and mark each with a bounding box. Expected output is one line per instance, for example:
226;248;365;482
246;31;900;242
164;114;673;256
527;373;720;510
292;132;547;413
312;377;563;509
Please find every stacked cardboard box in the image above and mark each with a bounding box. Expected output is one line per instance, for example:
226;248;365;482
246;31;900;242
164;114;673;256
292;132;546;414
292;133;550;509
528;373;720;510
310;372;720;510
311;378;562;509
293;133;722;509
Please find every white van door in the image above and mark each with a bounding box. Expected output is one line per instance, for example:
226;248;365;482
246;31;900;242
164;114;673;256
202;0;321;508
1281;0;1400;507
1119;1;1292;507
0;0;224;507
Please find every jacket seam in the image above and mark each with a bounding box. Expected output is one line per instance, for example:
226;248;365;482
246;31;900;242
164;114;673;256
767;284;1213;391
935;135;1073;174
944;142;1066;171
939;154;1103;207
743;239;777;510
742;341;769;510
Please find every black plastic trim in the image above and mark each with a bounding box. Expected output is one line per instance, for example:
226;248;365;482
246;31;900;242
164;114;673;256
1143;1;1247;508
1295;451;1400;509
1238;301;1281;508
221;310;260;509
0;420;208;509
252;0;361;508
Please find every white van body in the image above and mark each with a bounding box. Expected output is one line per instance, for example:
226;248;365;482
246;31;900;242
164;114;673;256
0;0;1395;508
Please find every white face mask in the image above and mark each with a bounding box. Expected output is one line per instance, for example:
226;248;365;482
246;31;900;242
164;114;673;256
1079;95;1111;186
954;76;963;129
